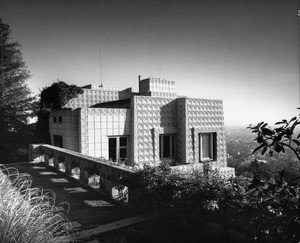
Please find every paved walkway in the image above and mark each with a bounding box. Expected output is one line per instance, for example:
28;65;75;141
5;162;144;242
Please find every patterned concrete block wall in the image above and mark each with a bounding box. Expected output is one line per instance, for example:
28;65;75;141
49;109;80;151
185;98;227;167
139;77;177;98
47;78;230;173
132;96;177;167
64;86;132;109
176;98;187;164
79;108;131;160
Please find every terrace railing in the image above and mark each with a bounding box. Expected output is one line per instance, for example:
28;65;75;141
29;144;135;202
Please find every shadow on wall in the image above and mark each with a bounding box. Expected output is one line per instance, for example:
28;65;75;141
160;100;177;128
159;100;178;164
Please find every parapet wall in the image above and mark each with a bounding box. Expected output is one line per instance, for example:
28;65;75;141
29;144;135;200
64;86;132;109
139;78;177;98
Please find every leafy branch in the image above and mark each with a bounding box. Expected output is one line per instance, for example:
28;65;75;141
248;114;300;162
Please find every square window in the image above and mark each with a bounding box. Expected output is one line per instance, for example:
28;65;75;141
58;116;63;122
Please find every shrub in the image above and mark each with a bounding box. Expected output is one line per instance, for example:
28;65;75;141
0;165;74;243
124;161;300;242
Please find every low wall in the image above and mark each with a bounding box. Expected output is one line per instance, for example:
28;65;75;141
29;144;136;201
29;144;235;202
171;162;235;179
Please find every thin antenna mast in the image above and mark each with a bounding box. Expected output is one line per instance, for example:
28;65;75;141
298;7;300;109
98;36;103;86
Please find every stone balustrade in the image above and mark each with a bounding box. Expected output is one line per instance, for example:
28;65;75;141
29;144;135;201
29;144;235;203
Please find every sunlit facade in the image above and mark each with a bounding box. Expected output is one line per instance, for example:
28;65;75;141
49;77;234;176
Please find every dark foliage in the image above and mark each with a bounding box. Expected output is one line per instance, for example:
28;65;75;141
121;159;300;242
245;114;300;242
35;81;83;143
39;81;83;110
248;116;300;162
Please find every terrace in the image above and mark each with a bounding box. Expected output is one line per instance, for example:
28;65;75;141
6;144;148;242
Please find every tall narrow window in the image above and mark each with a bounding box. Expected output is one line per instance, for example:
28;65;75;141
159;134;176;159
119;137;127;161
108;138;117;162
199;133;216;162
108;136;128;162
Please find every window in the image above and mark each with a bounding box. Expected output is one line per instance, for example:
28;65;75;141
199;133;216;162
53;117;57;123
159;134;176;159
53;135;63;148
108;136;128;162
58;116;63;122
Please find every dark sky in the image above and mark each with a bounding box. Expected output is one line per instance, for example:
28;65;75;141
0;0;298;126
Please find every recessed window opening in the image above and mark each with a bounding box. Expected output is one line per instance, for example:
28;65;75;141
108;136;128;162
199;133;216;162
159;134;176;159
53;117;57;123
58;116;63;122
53;135;63;148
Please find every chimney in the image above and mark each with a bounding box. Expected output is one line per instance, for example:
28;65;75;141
138;75;141;82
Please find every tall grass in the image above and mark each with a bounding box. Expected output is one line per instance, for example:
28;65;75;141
0;165;74;243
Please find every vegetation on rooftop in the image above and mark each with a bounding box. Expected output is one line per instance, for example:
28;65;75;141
35;81;83;144
39;81;83;111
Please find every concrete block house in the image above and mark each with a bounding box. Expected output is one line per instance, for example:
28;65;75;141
49;77;234;177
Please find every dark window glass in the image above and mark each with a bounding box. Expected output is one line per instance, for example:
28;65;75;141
172;134;176;157
160;134;176;159
53;117;57;123
108;136;128;162
53;135;63;148
109;138;117;162
120;137;127;146
163;135;170;158
120;148;127;161
58;116;63;122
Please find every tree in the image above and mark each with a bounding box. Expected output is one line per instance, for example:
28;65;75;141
0;19;35;163
35;81;83;143
247;114;300;242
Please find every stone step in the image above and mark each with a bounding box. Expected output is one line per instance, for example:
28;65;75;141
86;240;100;243
64;221;82;230
53;206;64;213
72;215;148;240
